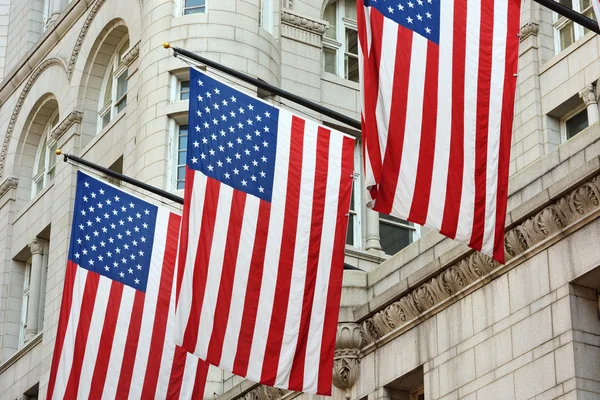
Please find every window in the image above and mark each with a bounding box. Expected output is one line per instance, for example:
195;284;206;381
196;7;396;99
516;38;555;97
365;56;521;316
98;38;130;131
180;80;191;101
553;0;597;53
410;387;425;400
347;143;362;247
379;214;418;255
323;0;359;83
175;124;189;190
183;0;206;15
562;108;589;141
259;0;274;34
19;261;31;349
32;111;59;198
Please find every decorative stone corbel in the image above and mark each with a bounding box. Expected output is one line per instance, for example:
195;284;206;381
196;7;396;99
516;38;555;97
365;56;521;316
519;22;539;42
332;323;362;399
51;110;83;142
579;84;599;125
242;386;287;400
122;41;140;67
0;177;18;198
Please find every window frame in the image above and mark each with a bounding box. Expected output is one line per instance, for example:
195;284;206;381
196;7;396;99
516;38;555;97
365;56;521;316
379;214;420;255
182;0;207;15
97;37;130;133
553;0;596;53
322;0;359;82
347;142;363;248
259;0;274;34
32;110;59;198
560;105;589;142
18;260;32;350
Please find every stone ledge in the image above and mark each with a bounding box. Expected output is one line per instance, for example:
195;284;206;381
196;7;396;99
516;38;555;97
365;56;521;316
0;333;42;373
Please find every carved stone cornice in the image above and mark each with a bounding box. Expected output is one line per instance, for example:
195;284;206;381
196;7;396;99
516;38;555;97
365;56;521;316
281;9;328;36
0;58;66;178
122;41;140;67
242;386;288;400
579;84;598;106
0;177;18;198
519;22;540;42
361;173;600;347
51;110;83;142
332;323;361;398
28;239;45;255
67;0;108;80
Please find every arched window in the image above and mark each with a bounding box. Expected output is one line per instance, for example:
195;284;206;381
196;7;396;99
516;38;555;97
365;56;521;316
32;111;59;197
98;37;130;131
322;0;359;83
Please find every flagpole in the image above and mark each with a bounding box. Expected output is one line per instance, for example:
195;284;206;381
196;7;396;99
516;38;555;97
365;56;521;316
57;150;184;205
164;43;363;132
532;0;600;34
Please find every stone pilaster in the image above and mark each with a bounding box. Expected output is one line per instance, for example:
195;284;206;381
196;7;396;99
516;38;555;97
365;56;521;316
579;84;599;126
25;239;44;342
0;176;18;359
365;209;382;253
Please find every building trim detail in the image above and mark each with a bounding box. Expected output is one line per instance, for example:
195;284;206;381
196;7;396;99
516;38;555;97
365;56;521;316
0;176;18;198
51;110;84;142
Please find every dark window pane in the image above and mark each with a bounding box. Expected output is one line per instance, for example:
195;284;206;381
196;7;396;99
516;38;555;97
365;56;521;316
185;0;205;7
180;80;190;100
346;215;355;245
177;166;186;182
380;222;412;255
566;109;588;140
177;180;185;190
178;151;187;165
179;135;188;151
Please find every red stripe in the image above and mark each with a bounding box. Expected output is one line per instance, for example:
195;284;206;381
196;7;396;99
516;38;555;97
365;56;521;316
115;290;146;398
469;0;495;251
494;0;521;262
317;136;355;395
167;346;189;399
46;261;78;400
191;360;210;399
176;167;195;306
87;282;124;399
288;127;331;391
63;271;101;399
372;26;413;215
205;190;247;366
232;201;271;377
260;116;305;386
181;176;221;352
361;9;385;194
440;0;468;238
409;42;440;224
141;213;182;399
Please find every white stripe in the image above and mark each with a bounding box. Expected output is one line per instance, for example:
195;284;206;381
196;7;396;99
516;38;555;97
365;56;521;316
179;354;200;399
51;268;88;400
195;183;234;357
391;33;428;218
219;194;260;372
365;6;373;57
246;110;292;382
274;119;318;388
481;0;508;256
455;0;481;243
302;133;344;393
101;287;135;400
76;277;112;400
129;208;171;398
425;0;454;230
175;172;208;346
375;18;398;165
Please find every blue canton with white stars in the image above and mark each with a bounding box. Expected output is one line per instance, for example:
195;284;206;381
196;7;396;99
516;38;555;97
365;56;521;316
364;0;440;44
187;68;278;202
68;171;158;292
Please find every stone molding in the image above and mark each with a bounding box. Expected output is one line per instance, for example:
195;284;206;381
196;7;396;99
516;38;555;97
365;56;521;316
51;110;84;142
332;323;362;398
281;9;328;35
519;22;539;42
28;239;45;255
241;386;289;400
0;177;18;198
0;58;67;179
67;0;108;80
579;84;598;106
360;173;600;347
122;41;140;67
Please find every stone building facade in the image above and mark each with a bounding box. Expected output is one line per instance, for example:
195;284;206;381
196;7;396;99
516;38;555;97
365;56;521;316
0;0;598;399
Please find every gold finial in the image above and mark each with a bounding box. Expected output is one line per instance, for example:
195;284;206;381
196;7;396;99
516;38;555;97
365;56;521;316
163;42;171;49
55;149;62;156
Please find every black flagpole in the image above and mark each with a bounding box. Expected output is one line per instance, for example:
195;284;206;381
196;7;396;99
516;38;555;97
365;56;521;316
532;0;600;34
164;43;363;132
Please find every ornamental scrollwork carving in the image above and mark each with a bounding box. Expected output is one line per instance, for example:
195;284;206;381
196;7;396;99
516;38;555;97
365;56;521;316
0;176;18;198
519;22;539;42
67;0;108;80
242;385;288;400
332;323;361;399
579;84;598;106
361;173;600;347
51;110;84;142
281;10;328;35
122;41;140;67
28;239;45;255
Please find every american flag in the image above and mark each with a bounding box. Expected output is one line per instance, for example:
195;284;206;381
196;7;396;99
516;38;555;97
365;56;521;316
47;171;209;400
174;68;355;394
358;0;521;262
593;0;600;29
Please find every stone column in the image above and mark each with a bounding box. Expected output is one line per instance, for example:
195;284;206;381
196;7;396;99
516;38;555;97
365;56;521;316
365;209;382;252
25;239;44;342
48;0;67;25
332;323;362;399
579;84;599;126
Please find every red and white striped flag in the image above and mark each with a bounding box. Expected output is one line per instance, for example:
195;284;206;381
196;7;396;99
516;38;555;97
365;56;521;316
358;0;521;262
174;68;355;394
593;0;600;27
47;171;209;399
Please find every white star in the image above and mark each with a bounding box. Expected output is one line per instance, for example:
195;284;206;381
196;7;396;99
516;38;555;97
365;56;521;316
110;223;116;229
127;216;133;222
265;111;271;118
388;6;393;12
256;115;262;122
233;168;240;175
224;172;231;179
77;239;82;244
244;149;251;156
217;161;223;167
213;104;220;110
119;272;125;278
408;1;414;7
206;91;212;98
222;99;228;106
214;88;220;95
200;153;206;160
220;129;226;136
243;164;249;171
248;104;254;111
141;237;147;243
236;137;243;144
207;165;214;171
100;241;106;247
144;209;150;216
84;181;90;188
398;3;404;10
128;268;133;274
106;199;111;205
252;160;258;167
105;266;110;271
235;153;241;159
85;234;91;241
209;149;216;156
254;145;260;151
102;227;108;233
425;27;431;34
121;206;126;212
82;249;88;255
134;278;140;284
139;250;144;256
260;171;266;178
137;264;142;270
426;11;432;18
417;14;423;21
231;96;237;102
226;156;232;163
202;137;208;144
239;107;245;114
241;180;248;186
261;156;267;163
195;125;201;132
143;223;148;229
75;252;80;259
88;260;94;268
132;240;138;246
81;210;86;216
204;122;210;129
219;145;225;152
114;196;120;202
98;255;104;262
136;213;141;219
90;192;96;198
83;196;88;202
107;251;112;257
91;245;97;251
211;134;217;140
259;186;264;193
263;141;269;147
198;79;203;86
407;16;413;23
196;110;202;117
251;175;257;181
